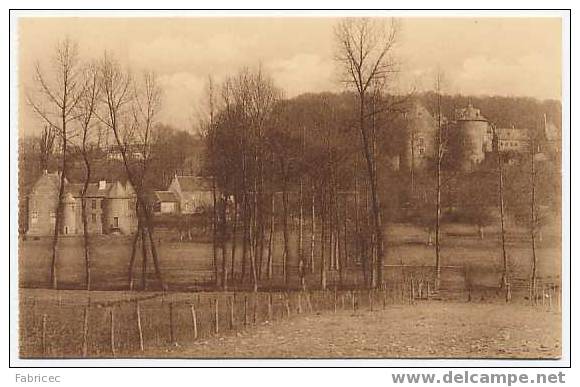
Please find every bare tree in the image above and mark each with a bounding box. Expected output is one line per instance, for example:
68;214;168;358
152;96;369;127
97;53;166;290
26;38;83;289
491;124;509;290
335;18;399;287
529;135;538;299
38;125;56;171
434;71;446;288
75;63;100;290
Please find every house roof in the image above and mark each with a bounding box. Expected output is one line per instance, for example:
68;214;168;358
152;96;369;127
175;175;214;192
65;182;113;198
153;190;179;203
496;127;530;141
31;172;65;192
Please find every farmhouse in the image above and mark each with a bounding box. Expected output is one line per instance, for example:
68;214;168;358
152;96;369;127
167;174;214;214
26;171;138;236
150;190;180;215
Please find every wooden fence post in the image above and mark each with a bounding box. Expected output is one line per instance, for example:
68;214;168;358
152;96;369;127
110;308;116;357
253;294;258;324
298;293;303;314
136;302;144;352
351;291;356;312
267;293;273;321
383;286;387;309
214;298;219;335
190;303;198;340
285;293;291;317
542;285;546;308
82;306;89;357
169;302;176;345
41;314;47;356
244;295;249;326
369;290;373;312
230;295;235;330
333;288;337;313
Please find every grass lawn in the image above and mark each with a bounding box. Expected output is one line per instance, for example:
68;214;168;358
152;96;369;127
19;222;561;291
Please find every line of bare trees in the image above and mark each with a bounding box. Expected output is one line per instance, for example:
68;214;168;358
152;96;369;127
27;40;167;290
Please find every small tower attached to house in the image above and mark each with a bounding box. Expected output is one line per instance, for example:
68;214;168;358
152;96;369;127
62;192;76;235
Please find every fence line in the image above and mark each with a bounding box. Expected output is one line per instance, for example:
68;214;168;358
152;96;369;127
20;269;561;358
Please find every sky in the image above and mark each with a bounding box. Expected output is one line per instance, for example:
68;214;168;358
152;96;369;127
17;16;562;136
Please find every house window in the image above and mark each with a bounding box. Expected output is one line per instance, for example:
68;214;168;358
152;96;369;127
113;217;119;228
91;213;97;223
49;211;56;224
92;200;97;210
31;211;38;224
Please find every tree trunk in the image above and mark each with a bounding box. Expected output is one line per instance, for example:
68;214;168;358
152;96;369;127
50;134;67;289
266;193;274;280
81;144;92;291
128;220;141;290
141;225;148;290
310;190;316;274
320;190;327;290
494;126;509;288
530;144;538;298
230;197;238;283
221;196;228;290
212;178;218;288
357;94;384;288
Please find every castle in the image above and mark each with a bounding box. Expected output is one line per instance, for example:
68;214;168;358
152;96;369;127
400;102;558;172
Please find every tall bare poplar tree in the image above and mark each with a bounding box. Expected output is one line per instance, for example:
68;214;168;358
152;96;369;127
335;18;399;287
76;63;100;290
27;38;83;289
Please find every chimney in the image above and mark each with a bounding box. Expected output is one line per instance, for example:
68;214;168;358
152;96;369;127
99;180;107;190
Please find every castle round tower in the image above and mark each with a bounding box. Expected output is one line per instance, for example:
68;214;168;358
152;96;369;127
452;103;489;171
62;192;76;235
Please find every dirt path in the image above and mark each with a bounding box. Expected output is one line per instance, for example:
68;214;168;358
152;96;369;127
152;302;561;359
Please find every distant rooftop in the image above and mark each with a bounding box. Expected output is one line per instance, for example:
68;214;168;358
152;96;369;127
455;103;487;122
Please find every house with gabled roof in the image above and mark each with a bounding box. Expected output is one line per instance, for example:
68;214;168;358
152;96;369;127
26;170;138;236
167;174;214;214
150;190;180;215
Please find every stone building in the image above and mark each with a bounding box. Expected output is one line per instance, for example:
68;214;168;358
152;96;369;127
450;103;490;171
26;171;138;236
167;174;214;214
400;102;438;172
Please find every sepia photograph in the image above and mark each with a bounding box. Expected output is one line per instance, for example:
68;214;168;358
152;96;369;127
12;11;565;362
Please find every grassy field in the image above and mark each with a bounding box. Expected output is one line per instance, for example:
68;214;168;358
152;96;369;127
19;222;561;291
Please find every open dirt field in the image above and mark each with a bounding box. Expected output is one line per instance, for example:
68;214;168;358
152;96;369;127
154;302;561;359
